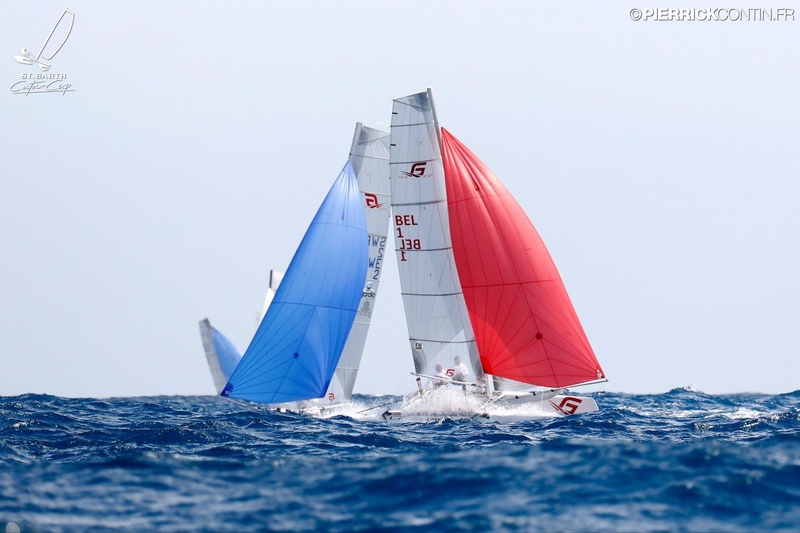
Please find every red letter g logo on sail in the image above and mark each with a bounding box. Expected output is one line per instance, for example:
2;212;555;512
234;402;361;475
401;162;426;178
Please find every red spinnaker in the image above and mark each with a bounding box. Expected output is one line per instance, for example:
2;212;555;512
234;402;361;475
441;128;604;388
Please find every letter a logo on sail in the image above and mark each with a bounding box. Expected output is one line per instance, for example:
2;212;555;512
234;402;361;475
365;193;382;209
401;162;426;178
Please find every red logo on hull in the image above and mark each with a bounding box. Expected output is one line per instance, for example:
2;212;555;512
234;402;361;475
550;396;583;415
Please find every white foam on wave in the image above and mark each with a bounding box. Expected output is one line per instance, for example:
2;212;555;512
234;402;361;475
724;407;763;420
303;390;578;422
392;388;561;422
482;401;561;422
400;387;486;418
304;398;399;421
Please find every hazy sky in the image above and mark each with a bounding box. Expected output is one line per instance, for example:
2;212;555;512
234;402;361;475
2;2;798;398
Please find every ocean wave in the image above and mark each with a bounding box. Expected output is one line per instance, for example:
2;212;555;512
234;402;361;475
1;391;798;531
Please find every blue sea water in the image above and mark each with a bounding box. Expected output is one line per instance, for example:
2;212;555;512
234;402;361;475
1;389;798;532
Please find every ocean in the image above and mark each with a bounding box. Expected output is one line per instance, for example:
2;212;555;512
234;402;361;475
1;389;798;532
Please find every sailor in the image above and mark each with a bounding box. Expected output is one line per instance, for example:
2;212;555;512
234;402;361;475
429;363;448;389
453;356;469;382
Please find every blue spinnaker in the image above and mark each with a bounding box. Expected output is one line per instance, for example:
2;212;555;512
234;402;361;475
212;327;242;382
199;318;244;394
222;162;368;404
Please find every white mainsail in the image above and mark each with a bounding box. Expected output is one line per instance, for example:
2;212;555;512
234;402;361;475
322;123;391;405
389;90;481;385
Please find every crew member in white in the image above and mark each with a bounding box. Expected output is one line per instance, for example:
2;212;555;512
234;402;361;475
453;356;469;382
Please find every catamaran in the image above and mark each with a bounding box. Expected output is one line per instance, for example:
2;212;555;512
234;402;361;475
219;123;390;414
384;89;606;420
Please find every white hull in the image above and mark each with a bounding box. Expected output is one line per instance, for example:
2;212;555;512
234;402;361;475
274;399;355;418
381;387;599;421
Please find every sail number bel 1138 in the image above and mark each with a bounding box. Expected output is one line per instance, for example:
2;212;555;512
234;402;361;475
395;214;420;261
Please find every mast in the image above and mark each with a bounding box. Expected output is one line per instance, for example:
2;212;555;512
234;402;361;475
427;88;442;147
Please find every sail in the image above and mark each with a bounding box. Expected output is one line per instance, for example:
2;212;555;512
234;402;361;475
389;90;481;381
257;270;284;325
200;270;281;394
198;318;242;394
441;127;604;388
222;162;368;404
323;123;391;403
